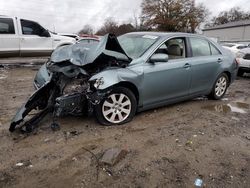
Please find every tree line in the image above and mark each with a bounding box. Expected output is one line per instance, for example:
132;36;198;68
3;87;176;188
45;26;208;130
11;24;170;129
78;0;250;36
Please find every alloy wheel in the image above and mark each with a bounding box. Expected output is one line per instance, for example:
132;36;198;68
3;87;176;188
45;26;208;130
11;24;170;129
215;76;227;97
102;93;132;124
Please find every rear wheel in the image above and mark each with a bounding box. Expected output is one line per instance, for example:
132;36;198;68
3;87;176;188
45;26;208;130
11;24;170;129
95;87;137;126
209;73;229;100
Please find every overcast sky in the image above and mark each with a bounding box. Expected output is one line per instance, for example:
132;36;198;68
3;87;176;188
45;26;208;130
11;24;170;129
0;0;249;33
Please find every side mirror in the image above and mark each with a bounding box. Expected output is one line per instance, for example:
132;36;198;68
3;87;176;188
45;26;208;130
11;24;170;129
150;53;168;63
39;30;50;37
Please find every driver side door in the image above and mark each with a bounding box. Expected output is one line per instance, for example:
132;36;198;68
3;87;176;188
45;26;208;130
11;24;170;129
19;19;53;56
142;37;192;109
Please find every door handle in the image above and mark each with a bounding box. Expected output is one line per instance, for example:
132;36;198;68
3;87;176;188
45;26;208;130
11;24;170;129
217;58;223;63
183;63;191;69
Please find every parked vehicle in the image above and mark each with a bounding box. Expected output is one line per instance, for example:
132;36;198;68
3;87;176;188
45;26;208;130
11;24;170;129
0;16;76;57
222;43;248;54
58;33;80;40
9;32;238;132
77;37;100;44
236;48;250;76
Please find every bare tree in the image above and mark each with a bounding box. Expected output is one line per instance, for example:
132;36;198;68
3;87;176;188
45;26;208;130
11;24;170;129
116;24;135;35
95;18;119;35
96;18;136;36
78;24;94;35
141;0;208;33
207;7;250;27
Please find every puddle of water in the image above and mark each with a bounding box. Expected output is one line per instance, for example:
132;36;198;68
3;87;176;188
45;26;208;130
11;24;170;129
203;98;250;114
236;102;250;109
193;97;208;101
227;104;247;114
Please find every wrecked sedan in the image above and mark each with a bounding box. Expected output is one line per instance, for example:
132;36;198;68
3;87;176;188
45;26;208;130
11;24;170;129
10;32;238;132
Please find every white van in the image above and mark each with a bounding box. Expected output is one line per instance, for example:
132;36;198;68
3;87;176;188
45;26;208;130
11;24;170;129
0;16;76;57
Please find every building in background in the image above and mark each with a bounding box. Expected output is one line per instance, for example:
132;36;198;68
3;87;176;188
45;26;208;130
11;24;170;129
203;20;250;44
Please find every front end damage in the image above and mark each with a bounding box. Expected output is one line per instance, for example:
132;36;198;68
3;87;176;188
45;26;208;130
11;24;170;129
9;34;132;132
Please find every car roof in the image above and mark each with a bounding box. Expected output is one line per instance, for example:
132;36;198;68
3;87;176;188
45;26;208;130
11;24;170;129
0;15;15;19
223;43;246;46
125;31;207;39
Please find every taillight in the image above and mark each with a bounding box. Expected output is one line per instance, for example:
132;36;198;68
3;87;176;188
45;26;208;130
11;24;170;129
235;58;240;64
234;58;239;69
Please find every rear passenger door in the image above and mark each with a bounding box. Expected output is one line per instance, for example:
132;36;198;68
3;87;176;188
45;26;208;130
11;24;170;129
188;37;222;95
0;17;20;57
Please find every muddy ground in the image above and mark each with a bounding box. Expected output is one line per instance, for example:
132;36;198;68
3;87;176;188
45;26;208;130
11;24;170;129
0;66;249;188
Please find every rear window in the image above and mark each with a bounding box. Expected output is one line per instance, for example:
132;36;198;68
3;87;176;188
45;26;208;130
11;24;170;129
210;43;221;55
190;38;211;57
0;18;15;34
190;37;221;57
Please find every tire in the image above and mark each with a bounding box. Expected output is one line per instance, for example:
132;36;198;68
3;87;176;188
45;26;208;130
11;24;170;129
237;69;244;77
209;73;229;100
94;87;137;126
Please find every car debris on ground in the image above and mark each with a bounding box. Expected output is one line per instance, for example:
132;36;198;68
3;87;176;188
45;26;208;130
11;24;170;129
100;148;128;166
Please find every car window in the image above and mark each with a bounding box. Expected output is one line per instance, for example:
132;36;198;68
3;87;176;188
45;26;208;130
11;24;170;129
154;38;186;60
210;43;221;55
21;19;45;36
78;39;99;44
0;18;15;34
243;54;250;60
190;38;211;57
237;45;247;50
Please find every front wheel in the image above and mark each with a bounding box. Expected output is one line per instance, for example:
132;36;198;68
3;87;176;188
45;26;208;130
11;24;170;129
94;87;137;126
209;73;229;100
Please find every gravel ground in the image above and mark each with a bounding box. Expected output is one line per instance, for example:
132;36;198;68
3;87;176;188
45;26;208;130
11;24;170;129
0;67;249;188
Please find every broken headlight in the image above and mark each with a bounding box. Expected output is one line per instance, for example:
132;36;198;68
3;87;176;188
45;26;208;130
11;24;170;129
92;77;104;89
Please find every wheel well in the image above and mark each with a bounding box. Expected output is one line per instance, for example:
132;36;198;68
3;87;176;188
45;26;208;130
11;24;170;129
115;82;139;103
223;71;231;84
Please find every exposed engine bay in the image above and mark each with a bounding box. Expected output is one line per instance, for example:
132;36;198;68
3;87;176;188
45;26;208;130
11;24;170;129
9;34;131;132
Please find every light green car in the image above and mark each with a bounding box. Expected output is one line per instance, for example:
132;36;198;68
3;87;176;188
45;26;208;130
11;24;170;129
10;32;238;132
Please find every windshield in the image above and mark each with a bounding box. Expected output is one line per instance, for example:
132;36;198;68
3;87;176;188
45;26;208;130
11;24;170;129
118;34;159;59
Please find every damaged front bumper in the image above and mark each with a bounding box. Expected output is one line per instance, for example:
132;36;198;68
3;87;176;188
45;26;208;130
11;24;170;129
34;64;50;89
9;78;54;132
9;74;110;132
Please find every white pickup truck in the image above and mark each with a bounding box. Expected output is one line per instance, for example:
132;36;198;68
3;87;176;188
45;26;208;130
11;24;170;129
0;16;76;57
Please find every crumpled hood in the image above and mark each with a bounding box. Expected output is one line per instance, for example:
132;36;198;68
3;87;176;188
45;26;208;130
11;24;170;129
50;34;131;66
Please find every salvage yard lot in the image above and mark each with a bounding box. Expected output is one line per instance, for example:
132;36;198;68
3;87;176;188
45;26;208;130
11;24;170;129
0;66;250;188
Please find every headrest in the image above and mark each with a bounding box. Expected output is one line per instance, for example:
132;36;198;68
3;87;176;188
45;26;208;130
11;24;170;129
168;44;181;56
